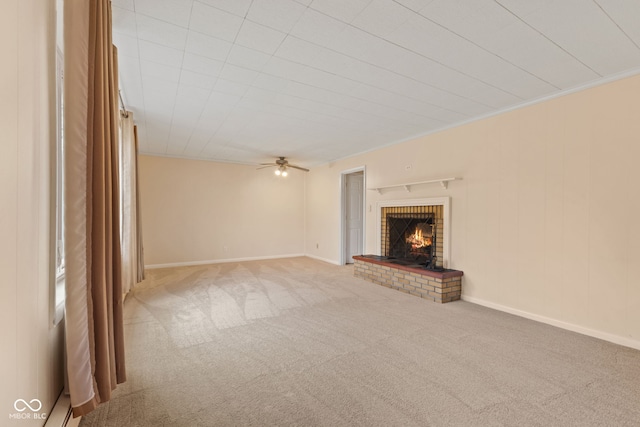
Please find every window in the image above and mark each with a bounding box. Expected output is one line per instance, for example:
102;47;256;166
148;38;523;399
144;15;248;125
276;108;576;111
53;46;65;326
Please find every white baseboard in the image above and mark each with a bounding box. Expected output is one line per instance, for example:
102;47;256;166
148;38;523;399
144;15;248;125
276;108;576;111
145;254;305;269
304;254;342;266
44;393;80;427
461;295;640;351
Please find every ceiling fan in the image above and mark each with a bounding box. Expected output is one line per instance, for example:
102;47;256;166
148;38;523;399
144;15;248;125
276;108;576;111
258;157;309;176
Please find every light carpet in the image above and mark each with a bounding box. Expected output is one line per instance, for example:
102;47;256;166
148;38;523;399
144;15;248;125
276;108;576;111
80;257;640;426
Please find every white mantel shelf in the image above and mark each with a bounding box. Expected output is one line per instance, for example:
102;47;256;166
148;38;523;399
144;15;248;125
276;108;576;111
368;177;461;194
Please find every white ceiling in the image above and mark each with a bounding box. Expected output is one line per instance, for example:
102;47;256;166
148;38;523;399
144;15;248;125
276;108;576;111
112;0;640;168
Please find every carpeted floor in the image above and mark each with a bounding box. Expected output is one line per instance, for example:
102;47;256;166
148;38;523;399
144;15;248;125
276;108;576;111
80;257;640;426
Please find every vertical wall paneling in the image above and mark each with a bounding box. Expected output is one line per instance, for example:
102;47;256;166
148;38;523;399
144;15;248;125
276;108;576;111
305;74;640;348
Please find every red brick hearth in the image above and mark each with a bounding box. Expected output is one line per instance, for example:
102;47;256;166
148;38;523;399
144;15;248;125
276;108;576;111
353;255;463;303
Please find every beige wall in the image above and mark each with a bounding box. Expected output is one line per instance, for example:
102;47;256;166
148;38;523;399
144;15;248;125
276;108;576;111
139;156;306;266
0;0;64;425
305;74;640;348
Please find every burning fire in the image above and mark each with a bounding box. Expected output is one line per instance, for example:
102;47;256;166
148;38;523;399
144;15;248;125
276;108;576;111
406;226;432;249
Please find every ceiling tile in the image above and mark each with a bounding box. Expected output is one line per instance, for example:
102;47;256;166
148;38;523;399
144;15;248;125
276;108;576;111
145;118;173;143
189;2;244;41
281;81;334;104
351;0;413;37
493;32;598;89
308;0;372;23
113;32;139;58
115;0;640;165
181;130;215;156
112;7;137;38
179;69;217;90
196;108;225;129
392;0;434;13
227;45;273;71
182;52;224;76
350;84;441;117
219;64;259;84
309;46;483;113
289;8;348;47
421;0;598;88
365;42;522;107
112;0;134;11
138;40;184;66
252;73;290;92
246;0;307;32
117;58;144;103
177;83;211;102
165;137;191;156
387;16;555;98
135;14;189;50
266;103;315;122
235;20;287;54
185;30;233;61
262;56;310;80
241;87;279;104
196;0;252;17
274;36;322;65
597;0;640;48
167;124;196;141
206;91;242;107
143;99;178;120
206;144;258;162
142;77;179;98
498;0;640;75
140;60;182;83
213;79;251;97
318;22;373;57
134;0;194;28
297;67;362;96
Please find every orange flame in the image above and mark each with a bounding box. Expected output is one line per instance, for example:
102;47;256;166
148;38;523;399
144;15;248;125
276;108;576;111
406;227;432;249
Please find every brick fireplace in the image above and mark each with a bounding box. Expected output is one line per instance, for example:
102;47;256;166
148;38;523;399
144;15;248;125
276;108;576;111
355;197;463;303
377;197;450;268
353;256;462;303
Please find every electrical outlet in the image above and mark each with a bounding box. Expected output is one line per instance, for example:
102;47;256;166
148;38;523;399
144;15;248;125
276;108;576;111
223;246;229;252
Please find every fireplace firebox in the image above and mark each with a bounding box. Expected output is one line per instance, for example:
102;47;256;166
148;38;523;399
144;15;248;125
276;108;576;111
381;205;444;269
386;213;435;264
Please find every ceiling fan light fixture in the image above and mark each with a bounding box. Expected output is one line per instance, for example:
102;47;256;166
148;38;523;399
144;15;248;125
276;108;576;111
259;157;308;175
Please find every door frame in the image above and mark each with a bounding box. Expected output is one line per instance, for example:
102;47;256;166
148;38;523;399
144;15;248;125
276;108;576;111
340;166;366;265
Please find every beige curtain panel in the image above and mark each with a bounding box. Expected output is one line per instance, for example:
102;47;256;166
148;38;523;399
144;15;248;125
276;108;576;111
64;0;126;417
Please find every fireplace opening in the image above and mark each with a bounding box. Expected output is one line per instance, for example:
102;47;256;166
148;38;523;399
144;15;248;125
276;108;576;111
387;214;435;264
380;204;444;270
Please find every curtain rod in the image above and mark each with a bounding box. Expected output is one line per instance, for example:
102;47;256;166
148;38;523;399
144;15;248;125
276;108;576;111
118;90;129;118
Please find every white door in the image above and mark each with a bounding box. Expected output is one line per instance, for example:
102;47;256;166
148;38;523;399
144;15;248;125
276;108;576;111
346;172;364;263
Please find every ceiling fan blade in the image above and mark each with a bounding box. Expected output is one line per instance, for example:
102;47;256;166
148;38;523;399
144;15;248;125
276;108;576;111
288;164;310;172
259;162;278;166
256;165;276;170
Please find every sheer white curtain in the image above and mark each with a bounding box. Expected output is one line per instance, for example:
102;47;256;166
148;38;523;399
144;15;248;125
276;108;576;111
134;125;145;283
119;111;137;294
